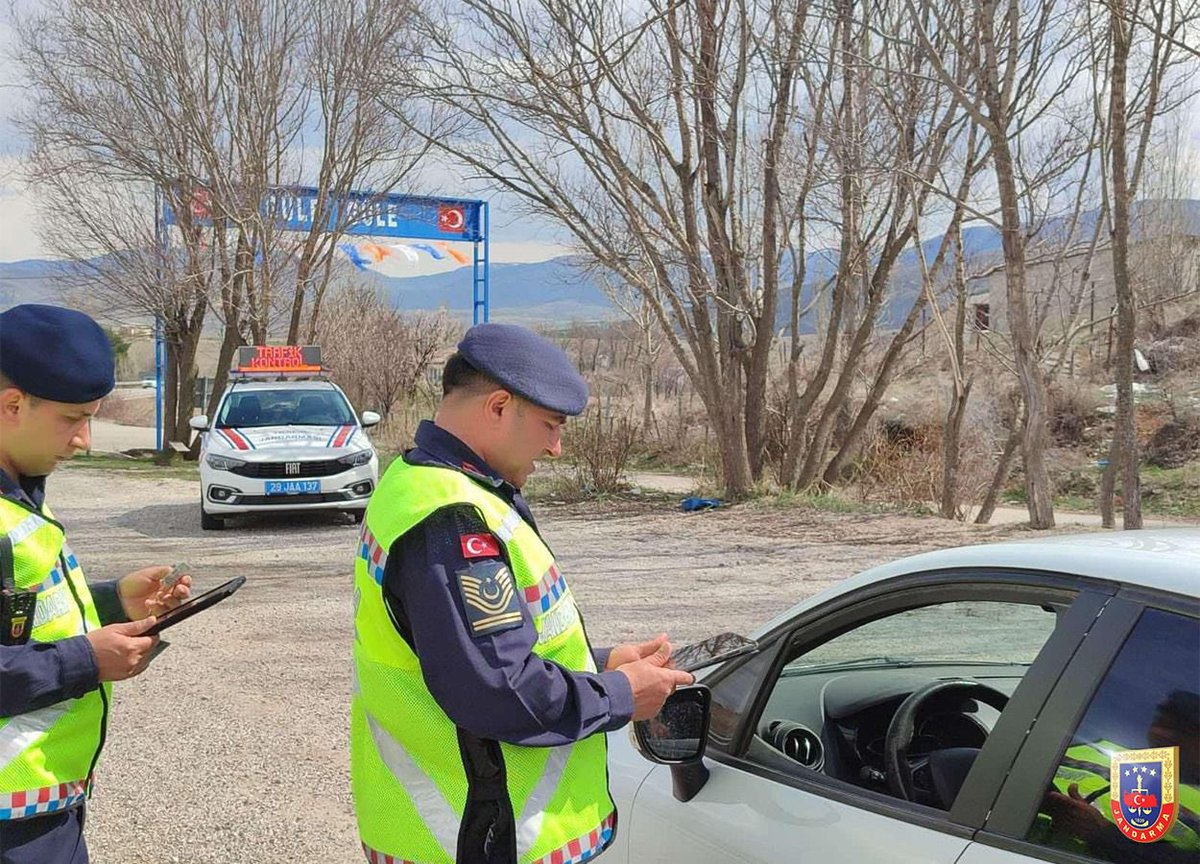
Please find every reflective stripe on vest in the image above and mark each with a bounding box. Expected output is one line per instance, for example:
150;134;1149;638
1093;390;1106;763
363;811;616;864
352;460;615;864
363;708;459;858
362;695;578;861
0;498;107;820
0;779;89;821
0;704;70;769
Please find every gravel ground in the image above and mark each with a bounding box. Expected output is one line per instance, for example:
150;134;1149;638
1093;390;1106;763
46;464;1039;863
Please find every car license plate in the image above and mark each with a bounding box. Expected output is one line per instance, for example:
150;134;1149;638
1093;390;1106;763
265;480;320;496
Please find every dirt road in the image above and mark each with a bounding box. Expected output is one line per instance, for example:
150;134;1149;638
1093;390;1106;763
49;464;1035;863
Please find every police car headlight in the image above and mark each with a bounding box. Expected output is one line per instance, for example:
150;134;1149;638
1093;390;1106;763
338;449;374;468
206;454;246;471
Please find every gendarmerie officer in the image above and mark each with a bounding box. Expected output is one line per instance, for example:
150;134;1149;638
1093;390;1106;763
0;305;190;864
351;322;691;864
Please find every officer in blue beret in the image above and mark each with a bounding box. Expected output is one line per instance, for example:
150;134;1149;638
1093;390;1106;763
0;304;191;864
350;322;691;864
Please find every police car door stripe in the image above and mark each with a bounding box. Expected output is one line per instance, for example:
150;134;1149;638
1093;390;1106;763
515;743;573;858
364;711;459;859
0;702;70;771
493;508;523;542
5;513;47;547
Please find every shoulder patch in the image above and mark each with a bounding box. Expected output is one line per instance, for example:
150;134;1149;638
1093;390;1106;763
455;559;524;637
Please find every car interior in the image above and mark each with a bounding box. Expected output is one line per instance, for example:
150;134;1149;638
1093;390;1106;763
745;599;1063;812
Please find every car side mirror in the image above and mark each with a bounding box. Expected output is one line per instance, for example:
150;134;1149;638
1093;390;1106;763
360;411;382;428
188;415;210;431
632;685;711;766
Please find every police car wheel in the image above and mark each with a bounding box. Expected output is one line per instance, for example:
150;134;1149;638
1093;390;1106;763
200;507;224;531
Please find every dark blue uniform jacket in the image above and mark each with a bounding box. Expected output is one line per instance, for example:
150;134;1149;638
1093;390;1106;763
381;420;634;746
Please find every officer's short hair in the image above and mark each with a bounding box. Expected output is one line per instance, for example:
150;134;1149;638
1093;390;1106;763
0;372;39;405
442;352;502;400
0;372;35;403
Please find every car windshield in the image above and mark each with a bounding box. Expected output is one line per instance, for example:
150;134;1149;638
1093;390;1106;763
216;389;355;428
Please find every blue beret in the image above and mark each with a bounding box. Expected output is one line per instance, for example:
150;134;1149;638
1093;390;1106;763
0;304;115;403
458;323;589;415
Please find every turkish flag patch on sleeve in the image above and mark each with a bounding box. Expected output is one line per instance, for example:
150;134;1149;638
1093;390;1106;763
461;534;501;559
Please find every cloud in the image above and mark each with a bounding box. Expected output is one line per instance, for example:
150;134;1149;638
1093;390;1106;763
0;157;46;261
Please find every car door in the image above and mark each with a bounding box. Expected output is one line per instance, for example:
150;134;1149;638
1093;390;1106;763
957;587;1200;864
623;571;1113;864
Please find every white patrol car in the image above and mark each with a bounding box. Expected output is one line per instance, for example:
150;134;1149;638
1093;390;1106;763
189;346;380;530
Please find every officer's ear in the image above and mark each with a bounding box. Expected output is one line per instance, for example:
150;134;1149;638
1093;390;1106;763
0;386;26;424
482;388;516;423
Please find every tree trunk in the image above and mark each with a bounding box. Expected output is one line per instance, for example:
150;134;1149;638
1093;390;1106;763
1106;0;1142;529
941;380;972;519
822;290;928;485
977;0;1054;529
162;337;180;454
714;391;752;499
1099;435;1119;528
989;137;1055;528
975;413;1022;525
642;362;654;431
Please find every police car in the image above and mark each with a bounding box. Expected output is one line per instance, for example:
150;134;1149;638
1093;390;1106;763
189;346;380;530
611;530;1199;864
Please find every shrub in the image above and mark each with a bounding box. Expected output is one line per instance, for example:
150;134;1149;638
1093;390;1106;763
566;404;640;495
1145;415;1200;469
1047;384;1102;447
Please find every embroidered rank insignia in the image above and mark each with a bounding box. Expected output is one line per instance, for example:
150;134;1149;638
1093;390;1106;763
1110;746;1180;843
456;560;523;636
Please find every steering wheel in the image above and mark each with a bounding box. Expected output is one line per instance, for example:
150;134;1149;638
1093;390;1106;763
884;679;1009;804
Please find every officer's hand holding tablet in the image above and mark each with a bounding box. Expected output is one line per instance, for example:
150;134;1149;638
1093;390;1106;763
137;575;246;665
144;576;245;636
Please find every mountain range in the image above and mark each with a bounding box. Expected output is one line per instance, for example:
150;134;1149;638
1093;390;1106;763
3;199;1197;328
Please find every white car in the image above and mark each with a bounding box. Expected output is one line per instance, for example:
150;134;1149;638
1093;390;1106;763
190;379;380;530
611;530;1200;864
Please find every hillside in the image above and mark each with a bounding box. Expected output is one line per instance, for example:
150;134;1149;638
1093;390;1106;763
3;199;1196;325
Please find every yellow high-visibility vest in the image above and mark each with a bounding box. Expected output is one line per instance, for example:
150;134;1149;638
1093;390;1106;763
351;459;616;864
0;497;108;820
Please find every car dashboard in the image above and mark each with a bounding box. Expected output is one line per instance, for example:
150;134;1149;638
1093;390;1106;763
753;664;1024;801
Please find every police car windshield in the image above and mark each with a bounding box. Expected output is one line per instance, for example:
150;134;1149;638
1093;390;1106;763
216;389;356;428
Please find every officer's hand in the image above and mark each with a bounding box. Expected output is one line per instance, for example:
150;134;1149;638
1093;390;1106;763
118;565;192;620
85;618;160;682
617;640;694;721
605;633;669;670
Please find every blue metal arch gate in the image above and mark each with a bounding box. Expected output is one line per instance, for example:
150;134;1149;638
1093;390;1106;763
154;187;490;448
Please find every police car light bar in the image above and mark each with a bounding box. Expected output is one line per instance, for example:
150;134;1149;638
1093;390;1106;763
233;345;325;375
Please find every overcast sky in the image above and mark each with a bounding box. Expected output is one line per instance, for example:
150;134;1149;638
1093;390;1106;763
2;7;1198;270
0;8;574;273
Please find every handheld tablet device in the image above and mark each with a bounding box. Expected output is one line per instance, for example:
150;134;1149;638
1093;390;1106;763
672;632;758;674
144;576;245;636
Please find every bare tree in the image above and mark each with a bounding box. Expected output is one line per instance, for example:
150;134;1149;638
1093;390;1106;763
1096;0;1200;528
14;0;430;447
318;283;459;418
400;0;989;498
908;0;1103;528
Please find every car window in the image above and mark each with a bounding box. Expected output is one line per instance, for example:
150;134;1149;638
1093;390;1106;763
1024;607;1200;863
786;601;1056;670
217;389;355;428
745;599;1061;811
